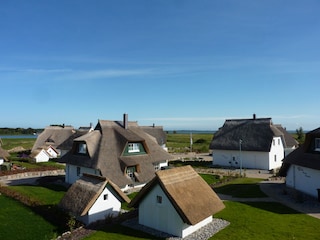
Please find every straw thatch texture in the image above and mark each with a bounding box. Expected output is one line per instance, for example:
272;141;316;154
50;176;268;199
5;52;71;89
63;120;175;188
59;173;129;217
129;165;225;225
0;146;9;160
210;118;285;152
279;128;320;176
32;126;88;152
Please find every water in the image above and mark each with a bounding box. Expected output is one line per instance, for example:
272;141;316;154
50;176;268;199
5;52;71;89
0;135;37;139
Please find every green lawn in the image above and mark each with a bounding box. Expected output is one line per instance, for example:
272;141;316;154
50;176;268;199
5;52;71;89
0;195;58;240
213;177;268;198
166;133;213;153
8;184;67;205
213;201;320;240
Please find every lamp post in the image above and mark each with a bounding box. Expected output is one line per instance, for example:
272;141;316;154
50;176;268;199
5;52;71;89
239;139;242;177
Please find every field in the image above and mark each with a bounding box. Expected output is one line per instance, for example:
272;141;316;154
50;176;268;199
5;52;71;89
166;133;213;153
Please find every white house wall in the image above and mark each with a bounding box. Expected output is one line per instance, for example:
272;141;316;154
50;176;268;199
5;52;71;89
35;150;50;163
213;150;270;170
65;164;100;184
269;137;284;170
286;165;320;198
139;184;184;237
138;184;212;238
212;137;284;170
84;185;122;225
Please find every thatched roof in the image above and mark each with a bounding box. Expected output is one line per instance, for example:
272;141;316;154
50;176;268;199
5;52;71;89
210;117;286;152
62;119;175;188
129;165;225;225
32;125;88;152
59;173;130;217
274;124;299;148
140;125;167;145
279;128;320;176
0;146;9;161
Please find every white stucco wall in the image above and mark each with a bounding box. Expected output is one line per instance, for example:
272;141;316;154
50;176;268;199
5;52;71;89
82;185;122;225
286;165;320;198
212;149;270;170
65;164;100;184
139;184;212;238
212;137;284;170
35;150;50;163
46;147;58;158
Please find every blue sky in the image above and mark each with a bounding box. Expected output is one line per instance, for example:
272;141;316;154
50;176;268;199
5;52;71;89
1;0;319;131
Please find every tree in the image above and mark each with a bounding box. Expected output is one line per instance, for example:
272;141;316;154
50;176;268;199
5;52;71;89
296;127;305;144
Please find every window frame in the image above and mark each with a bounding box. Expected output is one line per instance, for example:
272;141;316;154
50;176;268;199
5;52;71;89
315;138;320;151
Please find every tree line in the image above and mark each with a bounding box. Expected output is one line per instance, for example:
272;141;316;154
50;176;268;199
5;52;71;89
0;128;43;135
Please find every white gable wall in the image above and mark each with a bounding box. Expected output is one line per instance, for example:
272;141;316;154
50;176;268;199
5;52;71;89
269;137;284;170
46;147;58;158
65;164;100;184
286;165;320;198
139;184;212;238
34;149;50;163
81;185;122;225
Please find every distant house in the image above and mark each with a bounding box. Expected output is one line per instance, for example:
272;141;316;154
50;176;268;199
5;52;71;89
209;115;296;170
31;145;59;163
279;128;320;198
31;125;90;160
62;114;175;190
129;165;225;238
59;173;130;225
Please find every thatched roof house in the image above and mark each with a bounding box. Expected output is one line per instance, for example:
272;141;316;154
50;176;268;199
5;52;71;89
63;114;175;189
32;125;89;157
129;165;225;238
279;128;320;198
209;115;295;170
59;173;130;225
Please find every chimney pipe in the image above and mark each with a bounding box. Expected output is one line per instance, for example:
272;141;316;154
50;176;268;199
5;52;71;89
253;114;256;120
123;113;128;129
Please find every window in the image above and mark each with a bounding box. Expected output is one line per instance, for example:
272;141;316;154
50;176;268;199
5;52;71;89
278;139;280;145
103;194;108;200
156;195;162;204
273;139;275;146
126;166;136;179
128;143;140;153
153;163;160;171
315;138;320;151
274;155;277;162
76;166;81;176
78;143;87;154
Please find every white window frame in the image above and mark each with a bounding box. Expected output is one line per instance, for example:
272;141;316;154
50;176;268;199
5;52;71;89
128;143;140;153
78;143;87;154
315;138;320;151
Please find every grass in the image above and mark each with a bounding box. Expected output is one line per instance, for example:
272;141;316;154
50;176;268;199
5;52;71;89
85;224;163;240
0;195;59;240
166;133;213;153
213;201;320;240
213;177;268;198
1;138;35;151
8;184;67;205
200;173;221;185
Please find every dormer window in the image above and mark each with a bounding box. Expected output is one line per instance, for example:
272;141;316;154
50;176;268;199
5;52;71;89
315;138;320;151
78;142;87;154
123;142;146;156
128;143;140;153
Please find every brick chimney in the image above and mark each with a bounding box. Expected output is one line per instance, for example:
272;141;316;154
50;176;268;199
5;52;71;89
123;113;128;129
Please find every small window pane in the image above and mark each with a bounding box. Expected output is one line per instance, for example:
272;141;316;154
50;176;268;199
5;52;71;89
156;195;162;204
